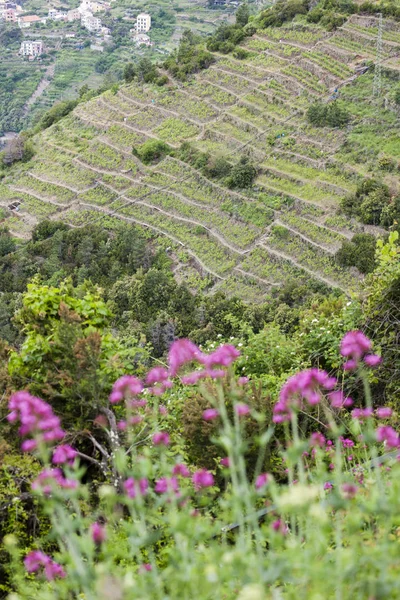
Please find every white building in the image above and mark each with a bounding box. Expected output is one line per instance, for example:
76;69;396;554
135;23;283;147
135;12;151;33
19;39;43;56
67;8;80;21
81;12;101;32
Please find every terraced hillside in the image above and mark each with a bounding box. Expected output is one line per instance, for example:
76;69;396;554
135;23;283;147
1;13;399;301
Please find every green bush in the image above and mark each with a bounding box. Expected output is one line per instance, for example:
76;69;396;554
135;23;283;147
133;140;172;164
226;157;257;189
335;233;377;274
38;100;78;131
307;102;351;128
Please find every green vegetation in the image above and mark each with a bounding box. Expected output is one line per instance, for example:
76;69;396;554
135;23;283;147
307;101;351;128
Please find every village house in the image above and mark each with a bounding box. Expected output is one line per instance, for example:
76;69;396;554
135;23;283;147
67;8;80;21
1;7;16;21
134;32;153;47
135;12;151;33
81;12;102;32
19;39;43;56
18;14;44;28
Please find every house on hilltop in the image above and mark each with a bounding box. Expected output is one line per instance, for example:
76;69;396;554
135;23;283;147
81;12;102;32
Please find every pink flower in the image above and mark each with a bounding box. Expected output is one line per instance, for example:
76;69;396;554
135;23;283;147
118;420;127;430
140;563;152;572
202;408;219;421
192;469;214;490
341;483;358;499
364;354;382;367
376;426;400;448
324;482;333;490
351;408;373;420
235;403;250;417
255;473;269;489
129;415;143;425
341;331;372;360
310;432;326;448
238;377;249;385
21;439;37;452
24;551;65;580
343;359;357;371
339;437;354;449
152;431;170;446
274;369;337;422
168;339;203;376
159;405;168;415
52;444;77;465
8;391;66;449
155;477;179;494
146;367;173;395
172;463;190;477
181;371;206;385
376;407;392;419
271;519;288;535
32;468;78;495
328;391;353;409
109;376;143;404
202;344;240;369
123;477;149;499
220;457;230;467
90;522;106;545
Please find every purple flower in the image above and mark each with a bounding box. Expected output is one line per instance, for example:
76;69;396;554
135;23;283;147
192;469;214;490
324;482;333;490
341;483;358;499
168;339;204;376
274;369;337;422
310;432;326;448
32;468;78;495
152;431;170;446
235;403;250;417
21;439;37;452
202;344;240;369
172;463;190;477
238;377;249;385
146;367;173;395
24;551;65;580
123;477;149;499
202;408;219;421
376;407;392;419
52;444;77;465
364;354;382;367
376;426;400;448
351;408;373;421
109;375;143;404
8;391;66;450
271;519;287;534
155;477;179;494
328;391;353;409
340;437;354;449
90;522;106;545
341;331;372;360
140;563;152;572
255;473;269;489
220;457;230;467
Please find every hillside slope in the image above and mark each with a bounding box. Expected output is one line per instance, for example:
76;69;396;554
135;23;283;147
1;12;399;301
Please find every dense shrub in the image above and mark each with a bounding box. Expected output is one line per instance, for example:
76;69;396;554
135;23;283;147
258;0;308;28
340;179;395;226
38;100;78;131
307;102;351;128
335;233;377;274
226;157;257;189
206;23;247;53
133;140;173;164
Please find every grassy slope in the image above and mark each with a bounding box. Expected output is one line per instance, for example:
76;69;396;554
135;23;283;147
1;13;399;301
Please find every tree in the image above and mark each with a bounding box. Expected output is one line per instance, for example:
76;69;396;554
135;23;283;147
227;157;257;189
236;3;250;26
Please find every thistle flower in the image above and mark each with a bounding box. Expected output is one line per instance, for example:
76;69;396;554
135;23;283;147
123;477;149;499
192;469;214;490
152;431;170;446
376;407;392;419
235;403;250;417
376;426;400;448
172;463;190;477
255;473;269;489
202;408;219;421
168;339;203;376
155;477;179;494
